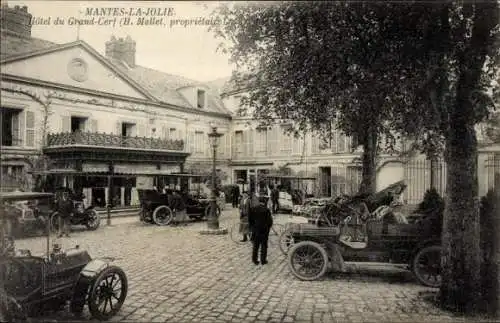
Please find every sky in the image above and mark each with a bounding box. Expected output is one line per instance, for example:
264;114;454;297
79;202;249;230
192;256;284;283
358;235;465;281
7;0;235;82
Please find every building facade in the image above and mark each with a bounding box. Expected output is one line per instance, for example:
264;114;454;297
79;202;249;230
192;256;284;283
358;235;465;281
1;4;498;206
0;5;232;207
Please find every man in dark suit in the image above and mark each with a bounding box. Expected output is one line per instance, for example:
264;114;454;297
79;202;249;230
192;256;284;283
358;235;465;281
232;185;240;208
248;199;273;265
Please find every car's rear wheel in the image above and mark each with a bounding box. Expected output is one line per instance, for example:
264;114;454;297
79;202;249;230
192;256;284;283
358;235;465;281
152;206;173;226
88;266;128;321
288;241;328;281
85;210;100;230
412;245;442;288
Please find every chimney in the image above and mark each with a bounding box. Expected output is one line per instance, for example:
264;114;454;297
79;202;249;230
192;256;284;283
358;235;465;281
105;35;136;67
0;4;32;38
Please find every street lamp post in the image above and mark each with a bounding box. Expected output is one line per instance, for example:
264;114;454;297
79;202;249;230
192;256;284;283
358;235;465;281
207;126;223;230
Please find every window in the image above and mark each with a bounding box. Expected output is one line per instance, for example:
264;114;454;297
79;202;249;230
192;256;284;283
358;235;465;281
234;131;243;155
121;122;136;137
1;108;22;146
256;127;267;154
281;125;292;153
194;131;204;154
197;89;206;109
71;116;87;132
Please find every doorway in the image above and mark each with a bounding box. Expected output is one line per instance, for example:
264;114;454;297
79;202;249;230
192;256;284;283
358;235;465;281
319;167;332;197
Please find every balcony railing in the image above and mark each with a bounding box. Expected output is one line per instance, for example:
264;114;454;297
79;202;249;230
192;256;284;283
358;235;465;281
46;131;184;151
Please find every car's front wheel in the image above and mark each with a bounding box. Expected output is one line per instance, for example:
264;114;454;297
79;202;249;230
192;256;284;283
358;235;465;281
85;209;100;230
152;206;173;226
288;241;329;281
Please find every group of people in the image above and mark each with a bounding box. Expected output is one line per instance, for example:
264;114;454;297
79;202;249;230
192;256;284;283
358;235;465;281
237;191;274;265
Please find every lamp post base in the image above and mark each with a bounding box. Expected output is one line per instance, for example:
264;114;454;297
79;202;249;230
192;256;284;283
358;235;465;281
199;227;228;235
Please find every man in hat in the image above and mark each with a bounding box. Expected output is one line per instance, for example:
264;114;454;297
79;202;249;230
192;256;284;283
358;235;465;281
248;198;273;265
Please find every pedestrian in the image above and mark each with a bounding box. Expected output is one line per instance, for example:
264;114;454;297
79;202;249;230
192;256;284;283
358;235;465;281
232;185;240;208
248;199;273;265
57;191;73;238
239;191;251;242
271;185;280;214
172;189;188;226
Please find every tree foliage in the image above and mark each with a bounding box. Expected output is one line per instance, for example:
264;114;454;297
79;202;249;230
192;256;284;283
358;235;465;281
212;0;500;314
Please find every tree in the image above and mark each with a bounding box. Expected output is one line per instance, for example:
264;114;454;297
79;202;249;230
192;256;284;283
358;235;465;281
212;1;500;314
388;1;499;314
211;2;443;194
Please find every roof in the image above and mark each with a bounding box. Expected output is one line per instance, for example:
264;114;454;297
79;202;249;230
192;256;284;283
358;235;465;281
0;29;56;60
1;30;231;116
0;191;54;202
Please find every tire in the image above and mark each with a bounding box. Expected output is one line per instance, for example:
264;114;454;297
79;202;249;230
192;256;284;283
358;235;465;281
85;210;101;231
88;266;128;321
279;230;295;255
288;241;329;281
152;206;173;226
230;222;248;244
412;245;442;288
204;204;221;219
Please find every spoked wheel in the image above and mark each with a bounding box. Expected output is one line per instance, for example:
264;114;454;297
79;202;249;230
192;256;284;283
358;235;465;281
279;230;295;255
85;210;101;230
288;241;329;281
269;223;285;246
88;266;128;321
152;206;173;226
230;222;249;244
412;245;442;288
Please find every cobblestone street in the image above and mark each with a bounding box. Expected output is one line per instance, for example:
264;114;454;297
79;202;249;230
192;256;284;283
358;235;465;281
17;208;475;323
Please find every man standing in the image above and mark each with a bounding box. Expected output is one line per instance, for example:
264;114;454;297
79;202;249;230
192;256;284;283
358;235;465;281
271;185;280;214
248;199;273;265
172;189;188;226
232;185;240;208
57;191;73;238
239;191;250;242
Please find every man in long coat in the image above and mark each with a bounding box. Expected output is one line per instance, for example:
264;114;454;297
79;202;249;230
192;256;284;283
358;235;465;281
248;199;273;265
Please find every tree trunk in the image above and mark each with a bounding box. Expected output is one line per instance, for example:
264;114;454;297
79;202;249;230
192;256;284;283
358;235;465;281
359;127;378;194
440;118;481;314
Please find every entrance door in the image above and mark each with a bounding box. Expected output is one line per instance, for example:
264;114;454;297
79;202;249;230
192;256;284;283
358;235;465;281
319;167;332;197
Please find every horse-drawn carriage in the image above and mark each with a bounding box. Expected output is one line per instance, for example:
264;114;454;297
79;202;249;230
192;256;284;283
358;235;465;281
138;173;221;226
280;181;442;288
0;192;128;322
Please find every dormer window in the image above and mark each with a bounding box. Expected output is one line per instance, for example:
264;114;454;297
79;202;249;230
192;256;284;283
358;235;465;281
197;89;206;109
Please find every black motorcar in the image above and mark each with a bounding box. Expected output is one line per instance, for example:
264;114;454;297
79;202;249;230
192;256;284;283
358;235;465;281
138;189;220;225
0;192;127;322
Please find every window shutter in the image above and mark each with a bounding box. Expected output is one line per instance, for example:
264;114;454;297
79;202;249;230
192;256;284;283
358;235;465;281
90;119;98;133
62;116;71;132
25;111;35;147
217;132;225;157
115;121;122;135
311;133;319;154
225;133;230;157
292;135;303;155
188;131;195;153
17;111;24;146
267;126;278;156
247;129;254;157
162;125;168;139
136;124;146;137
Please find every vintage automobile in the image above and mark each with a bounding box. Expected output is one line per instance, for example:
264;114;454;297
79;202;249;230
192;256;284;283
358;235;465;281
138;189;221;225
292;197;331;218
1;196;47;237
0;192;128;322
35;187;100;232
281;181;442;288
